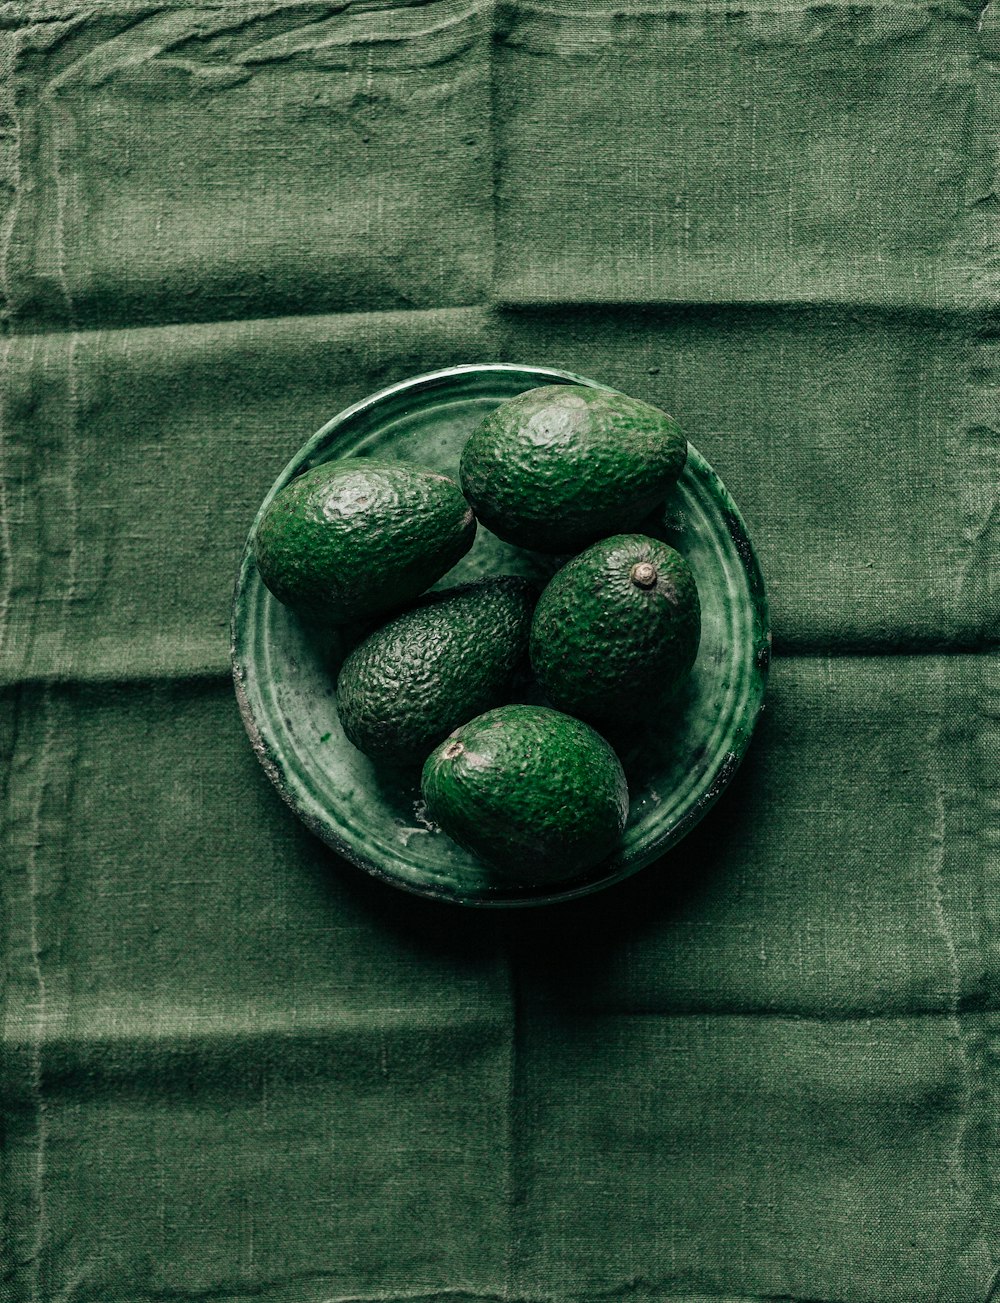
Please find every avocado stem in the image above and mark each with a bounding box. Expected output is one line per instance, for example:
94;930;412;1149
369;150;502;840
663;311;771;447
630;561;658;589
442;740;465;760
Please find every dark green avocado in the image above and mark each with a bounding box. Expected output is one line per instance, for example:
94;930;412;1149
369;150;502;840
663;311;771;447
530;534;700;726
253;459;476;625
421;704;629;883
336;577;536;766
459;384;686;554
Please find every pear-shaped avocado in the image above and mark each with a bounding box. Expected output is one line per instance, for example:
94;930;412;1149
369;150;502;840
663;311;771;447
421;704;628;883
460;385;686;553
253;459;476;625
530;534;700;726
336;577;536;766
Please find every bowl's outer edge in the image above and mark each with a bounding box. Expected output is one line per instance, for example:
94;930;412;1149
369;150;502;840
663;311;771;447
231;363;770;908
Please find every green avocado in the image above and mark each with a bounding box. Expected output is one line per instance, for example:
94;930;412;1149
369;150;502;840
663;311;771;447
421;704;629;883
530;534;701;726
253;459;476;625
336;577;536;767
459;384;686;553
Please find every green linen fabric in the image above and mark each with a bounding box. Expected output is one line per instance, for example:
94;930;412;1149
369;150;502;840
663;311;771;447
1;1;998;1301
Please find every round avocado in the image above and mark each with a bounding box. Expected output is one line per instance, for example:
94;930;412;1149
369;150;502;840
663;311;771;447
459;385;686;554
253;459;476;624
421;704;629;883
530;534;700;726
336;577;536;767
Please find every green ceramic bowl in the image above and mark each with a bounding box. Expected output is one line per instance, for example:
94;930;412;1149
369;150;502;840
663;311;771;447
232;364;769;907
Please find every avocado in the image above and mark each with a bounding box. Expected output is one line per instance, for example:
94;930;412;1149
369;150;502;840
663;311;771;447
336;577;536;766
421;704;629;883
253;459;476;624
530;534;700;726
459;385;686;553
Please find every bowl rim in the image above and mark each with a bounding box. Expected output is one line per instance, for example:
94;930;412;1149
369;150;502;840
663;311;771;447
231;362;770;907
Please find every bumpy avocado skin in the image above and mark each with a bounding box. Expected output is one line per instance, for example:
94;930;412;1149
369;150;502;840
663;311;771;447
253;460;476;624
336;577;536;766
530;534;701;726
421;704;629;883
459;385;686;554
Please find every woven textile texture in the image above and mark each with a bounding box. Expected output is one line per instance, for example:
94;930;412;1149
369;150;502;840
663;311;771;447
1;1;998;1300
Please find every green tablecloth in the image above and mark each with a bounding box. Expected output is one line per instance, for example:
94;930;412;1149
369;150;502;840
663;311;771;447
2;1;998;1299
